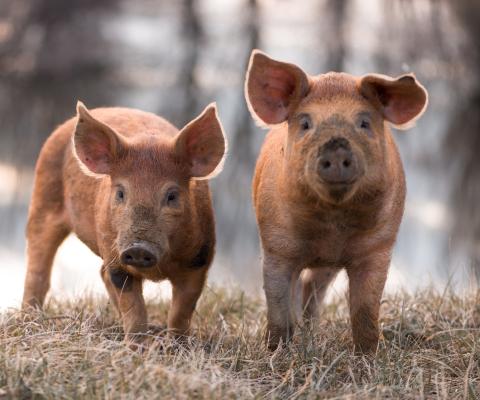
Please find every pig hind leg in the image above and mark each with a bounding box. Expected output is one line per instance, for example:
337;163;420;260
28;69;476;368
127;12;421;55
300;267;338;320
22;207;70;309
263;254;301;350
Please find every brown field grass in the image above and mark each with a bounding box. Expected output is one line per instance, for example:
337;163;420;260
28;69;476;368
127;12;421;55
1;287;479;399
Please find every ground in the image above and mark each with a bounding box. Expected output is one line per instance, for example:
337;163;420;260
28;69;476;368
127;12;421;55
1;287;479;399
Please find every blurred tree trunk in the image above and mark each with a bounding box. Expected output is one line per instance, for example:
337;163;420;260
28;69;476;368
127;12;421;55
179;0;203;125
445;0;480;279
231;0;258;168
324;0;347;72
0;0;116;251
219;0;259;255
0;0;115;165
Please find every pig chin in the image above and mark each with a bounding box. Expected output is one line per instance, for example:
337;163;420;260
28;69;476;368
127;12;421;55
310;179;359;205
323;183;359;204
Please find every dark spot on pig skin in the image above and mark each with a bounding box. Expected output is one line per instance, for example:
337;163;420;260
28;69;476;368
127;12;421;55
110;268;133;290
188;243;211;269
190;302;196;312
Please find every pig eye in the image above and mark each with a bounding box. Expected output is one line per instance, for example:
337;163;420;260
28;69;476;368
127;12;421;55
360;119;371;130
357;113;373;133
115;188;125;202
165;188;179;207
298;114;313;132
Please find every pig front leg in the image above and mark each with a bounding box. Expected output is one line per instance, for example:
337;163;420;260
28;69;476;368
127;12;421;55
263;253;300;350
101;266;148;341
346;251;390;354
168;269;207;337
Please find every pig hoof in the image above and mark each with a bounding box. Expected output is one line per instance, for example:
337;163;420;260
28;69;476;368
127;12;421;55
21;297;44;311
147;323;167;336
353;341;378;355
127;340;149;353
265;333;284;351
125;333;153;352
265;325;293;350
267;341;281;351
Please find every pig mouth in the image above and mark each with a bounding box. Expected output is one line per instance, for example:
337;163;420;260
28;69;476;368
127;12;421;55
321;170;365;203
325;182;357;203
320;177;358;187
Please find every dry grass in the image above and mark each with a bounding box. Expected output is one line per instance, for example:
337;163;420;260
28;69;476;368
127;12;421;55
1;287;479;399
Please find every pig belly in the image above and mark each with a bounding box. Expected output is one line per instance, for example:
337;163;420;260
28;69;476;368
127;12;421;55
308;236;346;267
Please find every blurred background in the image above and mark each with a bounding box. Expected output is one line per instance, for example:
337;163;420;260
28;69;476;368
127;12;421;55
0;0;479;309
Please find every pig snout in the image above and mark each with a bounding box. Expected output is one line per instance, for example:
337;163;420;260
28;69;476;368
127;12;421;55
120;241;160;269
318;137;359;184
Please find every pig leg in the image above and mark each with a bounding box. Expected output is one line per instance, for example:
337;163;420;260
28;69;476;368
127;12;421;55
118;278;148;341
263;253;300;350
102;267;148;341
168;269;207;336
100;264;120;312
346;253;389;353
22;211;70;308
300;267;338;320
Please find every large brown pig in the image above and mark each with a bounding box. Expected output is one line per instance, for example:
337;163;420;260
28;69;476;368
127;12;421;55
245;50;428;353
22;102;227;341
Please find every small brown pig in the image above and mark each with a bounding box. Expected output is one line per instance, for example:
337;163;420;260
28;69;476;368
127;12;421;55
22;101;227;341
245;50;428;353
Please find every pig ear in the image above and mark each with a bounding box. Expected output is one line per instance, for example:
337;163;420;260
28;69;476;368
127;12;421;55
174;103;227;180
73;101;125;176
245;50;310;126
360;73;428;129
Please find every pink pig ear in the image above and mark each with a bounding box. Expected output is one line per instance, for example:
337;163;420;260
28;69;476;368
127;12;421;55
359;73;428;129
245;50;310;126
73;101;125;175
174;103;227;179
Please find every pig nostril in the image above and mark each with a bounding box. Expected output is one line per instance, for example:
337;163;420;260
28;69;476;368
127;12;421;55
144;257;151;262
125;254;133;261
343;159;351;168
322;160;331;169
